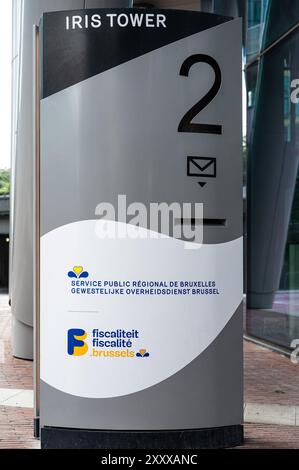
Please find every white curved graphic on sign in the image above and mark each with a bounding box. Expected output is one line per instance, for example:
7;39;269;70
40;220;243;399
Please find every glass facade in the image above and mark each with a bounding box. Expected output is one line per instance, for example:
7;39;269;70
245;0;299;348
247;0;269;60
213;0;299;350
263;1;299;49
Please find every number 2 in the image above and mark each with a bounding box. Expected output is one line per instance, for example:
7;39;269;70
178;54;222;135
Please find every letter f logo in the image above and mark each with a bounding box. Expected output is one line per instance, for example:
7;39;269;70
68;329;88;356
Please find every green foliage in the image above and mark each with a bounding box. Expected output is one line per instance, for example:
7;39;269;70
0;169;10;196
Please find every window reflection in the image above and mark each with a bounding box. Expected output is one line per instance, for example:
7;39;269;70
246;0;299;348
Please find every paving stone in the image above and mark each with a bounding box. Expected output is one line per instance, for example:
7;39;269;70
245;403;296;426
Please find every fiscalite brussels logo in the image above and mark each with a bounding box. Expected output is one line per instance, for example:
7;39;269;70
67;328;150;360
67;329;88;356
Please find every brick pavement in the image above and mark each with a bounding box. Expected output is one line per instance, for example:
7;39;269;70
0;292;298;449
0;293;38;449
240;424;299;449
244;341;299;407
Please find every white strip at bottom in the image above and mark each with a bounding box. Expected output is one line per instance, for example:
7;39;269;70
0;388;34;408
245;403;299;427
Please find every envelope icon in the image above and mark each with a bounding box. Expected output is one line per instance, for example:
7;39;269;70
187;157;217;178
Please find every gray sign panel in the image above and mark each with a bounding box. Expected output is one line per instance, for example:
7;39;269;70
38;8;243;449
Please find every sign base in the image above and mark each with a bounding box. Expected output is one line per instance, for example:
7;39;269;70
41;425;244;449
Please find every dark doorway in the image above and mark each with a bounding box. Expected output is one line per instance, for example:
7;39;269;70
0;235;9;289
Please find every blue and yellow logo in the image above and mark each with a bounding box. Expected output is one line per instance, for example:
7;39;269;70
68;329;88;356
136;349;150;358
68;266;89;279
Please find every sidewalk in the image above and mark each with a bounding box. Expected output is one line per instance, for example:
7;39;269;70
241;341;299;448
0;292;299;449
0;292;38;449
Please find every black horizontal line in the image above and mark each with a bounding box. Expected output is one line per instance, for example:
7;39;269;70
180;218;227;227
